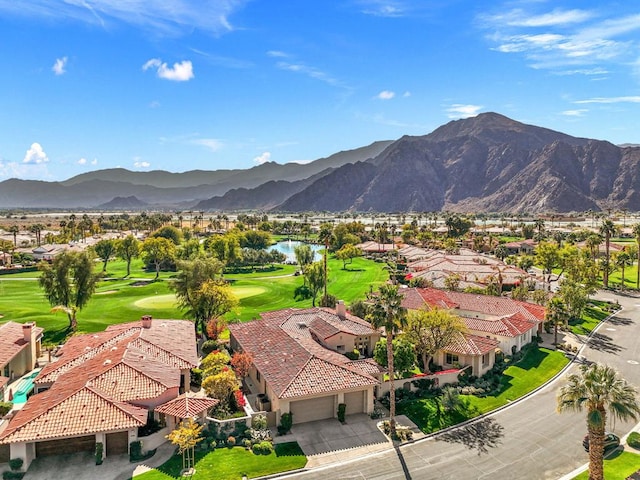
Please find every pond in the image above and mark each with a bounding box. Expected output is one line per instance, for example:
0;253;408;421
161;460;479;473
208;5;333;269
270;240;323;263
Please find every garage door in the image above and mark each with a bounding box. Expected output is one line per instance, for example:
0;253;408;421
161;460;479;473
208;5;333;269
36;436;95;457
290;395;335;424
344;390;365;415
106;431;129;455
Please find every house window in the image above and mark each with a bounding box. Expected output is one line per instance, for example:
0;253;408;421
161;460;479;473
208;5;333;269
482;353;489;366
445;353;458;365
256;370;261;382
337;345;345;351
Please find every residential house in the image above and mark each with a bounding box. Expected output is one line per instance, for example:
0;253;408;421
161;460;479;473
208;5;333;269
0;316;197;470
401;288;544;375
228;303;381;425
399;247;534;290
0;322;42;397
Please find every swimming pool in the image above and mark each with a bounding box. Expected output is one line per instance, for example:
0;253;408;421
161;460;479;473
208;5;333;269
11;368;41;404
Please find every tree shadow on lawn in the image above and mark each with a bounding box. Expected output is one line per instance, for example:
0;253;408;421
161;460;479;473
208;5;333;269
510;347;549;370
436;417;504;455
589;332;624;354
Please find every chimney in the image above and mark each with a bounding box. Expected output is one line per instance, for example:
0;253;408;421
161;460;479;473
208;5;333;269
22;322;34;343
141;315;152;329
336;300;346;319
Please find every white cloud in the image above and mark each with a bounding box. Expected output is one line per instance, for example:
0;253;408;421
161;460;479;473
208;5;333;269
0;0;246;37
192;138;222;152
275;60;350;91
143;58;194;81
357;0;406;18
403;91;411;97
445;104;483;119
0;160;52;181
253;152;271;165
377;90;395;100
52;56;68;75
481;7;640;73
23;143;49;164
91;158;98;165
489;8;593;28
133;158;150;169
78;157;87;165
561;109;588;117
575;96;640;104
267;50;288;58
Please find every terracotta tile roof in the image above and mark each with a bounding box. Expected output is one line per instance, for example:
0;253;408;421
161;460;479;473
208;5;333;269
0;322;43;368
462;313;536;337
445;333;499;356
155;392;219;418
229;309;379;400
275;308;377;341
1;319;196;444
88;362;171;403
0;384;146;444
280;357;377;398
346;358;385;376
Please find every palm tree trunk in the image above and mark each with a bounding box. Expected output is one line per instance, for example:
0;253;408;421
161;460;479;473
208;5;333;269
588;408;606;480
386;331;396;438
603;234;610;288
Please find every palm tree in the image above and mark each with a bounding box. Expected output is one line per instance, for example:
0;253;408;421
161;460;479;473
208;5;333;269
632;223;640;288
318;223;333;302
599;220;617;288
545;296;568;345
557;363;640;480
367;284;407;438
614;251;632;289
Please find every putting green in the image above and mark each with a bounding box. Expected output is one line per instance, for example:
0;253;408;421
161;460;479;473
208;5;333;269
231;285;268;299
134;294;178;309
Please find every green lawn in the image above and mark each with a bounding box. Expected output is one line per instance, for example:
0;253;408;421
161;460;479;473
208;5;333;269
574;451;640;480
134;443;306;480
569;301;612;336
399;347;569;434
0;255;388;342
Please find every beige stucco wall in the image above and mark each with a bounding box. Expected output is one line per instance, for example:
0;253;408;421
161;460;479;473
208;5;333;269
323;333;380;356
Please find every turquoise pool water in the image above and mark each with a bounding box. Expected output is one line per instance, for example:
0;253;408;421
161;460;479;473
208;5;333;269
12;368;41;404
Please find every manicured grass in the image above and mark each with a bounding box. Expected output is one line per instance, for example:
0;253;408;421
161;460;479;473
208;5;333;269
569;301;612;335
467;347;568;413
134;443;306;480
399;347;569;434
0;255;388;342
573;451;640;480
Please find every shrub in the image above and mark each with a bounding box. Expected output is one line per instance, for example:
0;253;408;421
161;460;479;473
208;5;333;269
8;458;23;471
227;436;236;447
627;432;640;449
320;293;337;308
201;340;220;356
252;440;274;455
2;472;25;480
190;368;203;387
0;402;13;417
95;442;103;465
344;350;360;360
369;407;384;419
243;438;252;449
129;441;143;462
252;414;267;430
337;403;346;423
278;412;293;435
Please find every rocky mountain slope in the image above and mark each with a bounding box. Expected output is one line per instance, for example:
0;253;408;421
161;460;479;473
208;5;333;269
0;141;391;208
276;113;640;213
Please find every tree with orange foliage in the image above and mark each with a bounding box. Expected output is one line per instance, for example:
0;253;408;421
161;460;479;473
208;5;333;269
231;351;253;379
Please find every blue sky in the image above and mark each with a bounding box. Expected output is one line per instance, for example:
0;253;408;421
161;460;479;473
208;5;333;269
1;1;640;182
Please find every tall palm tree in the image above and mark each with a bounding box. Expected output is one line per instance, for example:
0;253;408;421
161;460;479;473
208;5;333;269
632;223;640;288
367;284;407;438
614;251;632;289
318;223;333;302
599;220;617;288
557;363;640;480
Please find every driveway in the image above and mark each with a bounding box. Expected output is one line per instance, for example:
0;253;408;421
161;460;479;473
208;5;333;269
274;413;396;467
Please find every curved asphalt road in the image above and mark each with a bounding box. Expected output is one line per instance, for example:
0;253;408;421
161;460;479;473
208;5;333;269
283;291;640;480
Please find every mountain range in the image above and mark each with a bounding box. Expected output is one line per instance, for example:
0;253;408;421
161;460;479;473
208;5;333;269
3;113;640;213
